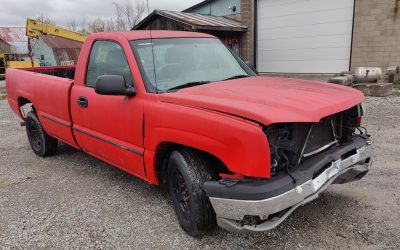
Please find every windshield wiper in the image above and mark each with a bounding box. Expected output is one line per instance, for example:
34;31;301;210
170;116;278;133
222;75;250;81
167;81;211;91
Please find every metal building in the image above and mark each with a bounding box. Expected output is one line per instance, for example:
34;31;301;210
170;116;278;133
0;27;29;55
32;35;82;66
185;0;241;16
0;38;11;54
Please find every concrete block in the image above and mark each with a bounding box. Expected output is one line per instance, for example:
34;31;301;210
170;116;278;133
386;66;399;74
354;67;382;83
353;82;393;97
384;66;399;83
328;75;354;86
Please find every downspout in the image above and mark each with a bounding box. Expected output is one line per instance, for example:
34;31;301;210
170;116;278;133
349;0;356;71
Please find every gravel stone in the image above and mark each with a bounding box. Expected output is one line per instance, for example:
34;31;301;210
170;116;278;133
0;96;399;249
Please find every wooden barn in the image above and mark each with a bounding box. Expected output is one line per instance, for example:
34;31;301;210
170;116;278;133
132;10;247;58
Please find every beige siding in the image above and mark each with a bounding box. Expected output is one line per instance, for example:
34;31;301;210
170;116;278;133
352;0;400;69
240;0;255;65
225;0;254;65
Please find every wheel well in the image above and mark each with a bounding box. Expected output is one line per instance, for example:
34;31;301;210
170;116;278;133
155;142;229;185
18;97;31;107
17;97;34;118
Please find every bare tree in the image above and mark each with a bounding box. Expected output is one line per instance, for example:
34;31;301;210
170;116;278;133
62;0;147;35
35;14;56;25
79;18;90;35
105;19;118;32
113;0;146;30
88;18;117;33
88;18;106;33
66;18;78;31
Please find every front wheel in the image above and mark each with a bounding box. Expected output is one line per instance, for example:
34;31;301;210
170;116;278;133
25;111;58;157
167;149;216;237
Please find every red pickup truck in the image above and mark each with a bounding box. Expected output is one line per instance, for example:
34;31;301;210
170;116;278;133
6;31;372;236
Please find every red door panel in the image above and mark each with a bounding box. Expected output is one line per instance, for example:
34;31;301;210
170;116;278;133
70;85;145;178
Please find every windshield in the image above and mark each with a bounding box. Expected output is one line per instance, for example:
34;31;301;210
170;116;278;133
130;38;255;93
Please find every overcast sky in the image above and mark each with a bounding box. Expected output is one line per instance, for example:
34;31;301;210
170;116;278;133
0;0;202;27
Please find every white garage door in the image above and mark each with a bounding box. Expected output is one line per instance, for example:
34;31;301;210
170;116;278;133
257;0;354;73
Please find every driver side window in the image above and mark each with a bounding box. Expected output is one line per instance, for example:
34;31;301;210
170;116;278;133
86;40;134;88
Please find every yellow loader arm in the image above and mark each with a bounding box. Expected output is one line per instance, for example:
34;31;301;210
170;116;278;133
26;18;86;43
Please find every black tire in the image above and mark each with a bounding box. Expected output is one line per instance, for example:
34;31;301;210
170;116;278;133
25;111;58;157
167;149;216;237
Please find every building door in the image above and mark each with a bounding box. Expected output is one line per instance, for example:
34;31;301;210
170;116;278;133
257;0;355;73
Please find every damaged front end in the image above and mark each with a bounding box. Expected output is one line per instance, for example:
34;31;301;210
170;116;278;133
265;104;366;178
204;104;373;233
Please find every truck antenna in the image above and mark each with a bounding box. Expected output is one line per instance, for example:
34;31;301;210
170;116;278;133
146;0;158;93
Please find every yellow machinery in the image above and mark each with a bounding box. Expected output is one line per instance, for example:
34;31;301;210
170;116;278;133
0;54;5;78
0;19;86;79
25;18;86;67
26;18;86;43
0;53;39;79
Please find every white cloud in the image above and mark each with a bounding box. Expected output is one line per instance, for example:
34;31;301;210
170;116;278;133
0;0;202;27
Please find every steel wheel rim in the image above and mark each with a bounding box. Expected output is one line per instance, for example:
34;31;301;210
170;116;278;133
173;170;190;218
28;120;41;149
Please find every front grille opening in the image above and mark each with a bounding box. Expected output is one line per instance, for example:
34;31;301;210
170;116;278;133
265;105;360;175
302;119;337;158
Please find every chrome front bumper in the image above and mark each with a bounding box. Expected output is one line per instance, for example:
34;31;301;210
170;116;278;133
209;144;373;233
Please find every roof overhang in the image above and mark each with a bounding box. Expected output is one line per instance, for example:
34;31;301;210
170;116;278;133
133;10;247;32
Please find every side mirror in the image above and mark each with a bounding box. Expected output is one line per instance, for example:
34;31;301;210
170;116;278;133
94;75;136;96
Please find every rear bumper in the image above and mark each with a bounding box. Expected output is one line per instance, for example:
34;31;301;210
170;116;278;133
205;135;372;233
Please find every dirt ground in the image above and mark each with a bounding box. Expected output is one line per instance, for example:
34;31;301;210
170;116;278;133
0;95;399;249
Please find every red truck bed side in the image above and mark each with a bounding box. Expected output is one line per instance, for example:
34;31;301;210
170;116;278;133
6;67;78;148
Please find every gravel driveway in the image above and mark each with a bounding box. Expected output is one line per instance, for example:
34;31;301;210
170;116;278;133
0;96;399;249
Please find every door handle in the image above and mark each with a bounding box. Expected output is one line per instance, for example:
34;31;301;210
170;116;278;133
77;96;88;108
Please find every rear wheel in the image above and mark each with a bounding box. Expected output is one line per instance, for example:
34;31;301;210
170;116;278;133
25;111;58;157
167;149;216;237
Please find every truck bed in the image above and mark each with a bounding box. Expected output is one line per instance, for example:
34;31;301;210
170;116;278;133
6;66;78;148
22;65;76;79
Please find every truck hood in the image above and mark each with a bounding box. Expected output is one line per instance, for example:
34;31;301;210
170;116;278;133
159;76;365;125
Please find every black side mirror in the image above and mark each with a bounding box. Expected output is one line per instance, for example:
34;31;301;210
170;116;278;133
94;75;136;96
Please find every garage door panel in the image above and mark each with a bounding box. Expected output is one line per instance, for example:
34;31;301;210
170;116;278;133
257;60;350;74
258;47;351;62
258;34;352;51
258;21;352;41
258;7;354;30
257;0;354;73
259;0;304;9
258;0;353;19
